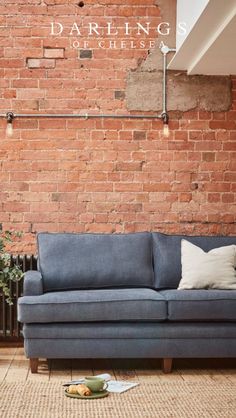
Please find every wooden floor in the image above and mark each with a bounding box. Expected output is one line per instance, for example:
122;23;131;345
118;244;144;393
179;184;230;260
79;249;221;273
1;344;236;384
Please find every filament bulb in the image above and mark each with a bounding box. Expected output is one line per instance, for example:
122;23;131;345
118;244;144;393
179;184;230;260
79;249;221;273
6;122;13;137
163;123;169;138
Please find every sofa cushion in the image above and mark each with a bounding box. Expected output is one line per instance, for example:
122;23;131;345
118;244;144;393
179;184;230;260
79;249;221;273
18;288;167;323
38;232;154;292
152;233;236;289
160;289;236;321
179;240;236;290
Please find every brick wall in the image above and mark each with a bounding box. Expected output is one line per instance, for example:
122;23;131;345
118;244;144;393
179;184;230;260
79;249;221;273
0;0;235;253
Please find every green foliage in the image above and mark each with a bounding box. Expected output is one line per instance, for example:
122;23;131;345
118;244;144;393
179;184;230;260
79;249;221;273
0;230;24;305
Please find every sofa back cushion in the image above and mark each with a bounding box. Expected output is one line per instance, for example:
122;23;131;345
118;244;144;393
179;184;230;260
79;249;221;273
38;232;154;292
152;233;236;289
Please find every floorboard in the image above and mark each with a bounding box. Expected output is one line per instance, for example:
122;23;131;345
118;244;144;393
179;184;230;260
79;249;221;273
1;345;236;384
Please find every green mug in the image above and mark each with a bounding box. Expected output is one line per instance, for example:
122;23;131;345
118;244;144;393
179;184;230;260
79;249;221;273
84;377;108;392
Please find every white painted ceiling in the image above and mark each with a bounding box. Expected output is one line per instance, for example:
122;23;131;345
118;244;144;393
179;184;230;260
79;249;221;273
168;0;236;75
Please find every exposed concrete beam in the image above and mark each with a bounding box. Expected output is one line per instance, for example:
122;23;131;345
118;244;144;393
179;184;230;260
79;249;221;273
127;72;231;112
168;0;236;75
189;12;236;75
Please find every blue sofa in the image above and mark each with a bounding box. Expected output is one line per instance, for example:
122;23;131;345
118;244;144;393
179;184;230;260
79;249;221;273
18;232;236;373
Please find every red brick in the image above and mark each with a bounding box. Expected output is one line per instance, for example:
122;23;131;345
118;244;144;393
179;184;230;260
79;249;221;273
174;131;188;141
143;183;171;192
208;193;221;203
227;111;236;120
133;131;147;141
0;59;24;68
212;112;226;120
204;183;231;192
183;110;199;120
209;121;236;130
27;58;55;69
222;193;234;203
199;111;212;120
4;89;16;98
38;120;66;130
223;142;236;151
19;69;46;79
17;88;45;99
224;172;236;182
179;193;192;202
202;152;215;162
3;202;30;212
0;2;235;252
13;79;38;88
195;141;221;151
86;183;113;192
44;48;65;59
116;162;143;171
180;120;209;130
11;28;32;39
85;223;115;233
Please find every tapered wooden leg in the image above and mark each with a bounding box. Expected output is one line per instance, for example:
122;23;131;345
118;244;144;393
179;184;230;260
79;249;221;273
162;358;173;373
30;358;38;373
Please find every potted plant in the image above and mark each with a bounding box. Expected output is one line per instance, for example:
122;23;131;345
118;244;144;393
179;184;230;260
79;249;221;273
0;230;24;305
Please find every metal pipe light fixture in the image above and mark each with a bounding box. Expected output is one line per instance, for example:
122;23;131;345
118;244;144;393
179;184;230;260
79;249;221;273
2;44;175;138
6;111;14;137
160;44;176;137
161;111;169;138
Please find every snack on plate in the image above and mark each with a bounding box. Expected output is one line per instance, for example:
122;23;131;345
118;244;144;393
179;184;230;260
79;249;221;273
77;384;92;396
68;385;79;395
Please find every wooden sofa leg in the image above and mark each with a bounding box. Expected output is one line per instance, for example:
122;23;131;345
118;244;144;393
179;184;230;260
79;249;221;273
30;358;39;373
162;358;173;374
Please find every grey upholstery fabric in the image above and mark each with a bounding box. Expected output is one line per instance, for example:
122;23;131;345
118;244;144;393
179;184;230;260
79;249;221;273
23;271;43;296
38;232;154;292
23;322;236;340
18;232;236;362
160;289;236;321
152;233;236;289
24;338;236;359
18;288;167;323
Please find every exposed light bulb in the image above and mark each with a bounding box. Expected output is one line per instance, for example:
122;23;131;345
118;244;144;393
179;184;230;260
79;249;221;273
163;123;169;138
6;122;13;137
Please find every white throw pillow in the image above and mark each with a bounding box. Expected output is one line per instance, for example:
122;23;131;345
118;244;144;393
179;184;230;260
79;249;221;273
178;240;236;290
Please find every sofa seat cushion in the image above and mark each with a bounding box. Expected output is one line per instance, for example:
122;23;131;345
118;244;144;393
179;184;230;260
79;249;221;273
18;288;167;323
160;289;236;321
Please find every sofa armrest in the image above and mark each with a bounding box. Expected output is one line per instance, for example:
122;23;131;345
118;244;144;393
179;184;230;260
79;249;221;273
23;271;43;296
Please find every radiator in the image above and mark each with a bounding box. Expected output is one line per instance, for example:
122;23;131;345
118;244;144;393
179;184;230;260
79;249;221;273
0;255;37;341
